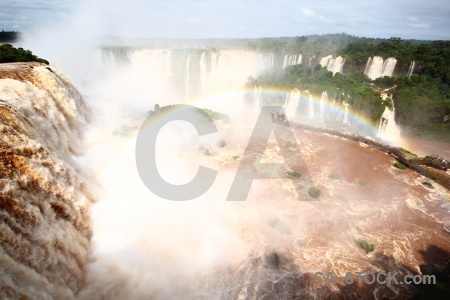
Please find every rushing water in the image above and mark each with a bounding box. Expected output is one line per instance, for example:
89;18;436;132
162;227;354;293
1;47;449;299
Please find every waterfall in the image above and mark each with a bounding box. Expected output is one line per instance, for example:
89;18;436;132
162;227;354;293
343;100;349;124
377;94;402;141
320;55;344;75
0;64;93;298
253;86;262;112
282;54;300;69
320;91;327;121
381;58;397;77
406;61;415;77
306;91;315;119
283;55;288;69
200;52;207;94
364;57;373;75
330;56;345;75
319;55;332;68
284;89;301;119
185;53;191;100
365;56;397;80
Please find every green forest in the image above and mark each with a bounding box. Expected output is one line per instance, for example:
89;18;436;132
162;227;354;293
0;44;49;64
246;35;450;141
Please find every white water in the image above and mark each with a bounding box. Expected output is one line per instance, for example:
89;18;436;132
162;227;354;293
306;91;315;119
365;56;397;80
377;94;402;141
185;53;191;100
284;88;301;119
320;91;327;122
0;65;92;298
320;55;345;75
283;54;301;69
343;100;349;124
253;85;262;112
407;61;415;77
200;52;208;94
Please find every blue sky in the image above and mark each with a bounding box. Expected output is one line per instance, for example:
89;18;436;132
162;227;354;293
1;0;450;40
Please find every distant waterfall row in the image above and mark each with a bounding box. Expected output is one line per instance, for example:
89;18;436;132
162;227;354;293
99;48;278;102
253;87;353;130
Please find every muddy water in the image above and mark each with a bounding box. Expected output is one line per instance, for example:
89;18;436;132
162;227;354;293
192;119;450;299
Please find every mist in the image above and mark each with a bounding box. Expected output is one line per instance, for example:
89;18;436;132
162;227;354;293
11;1;450;298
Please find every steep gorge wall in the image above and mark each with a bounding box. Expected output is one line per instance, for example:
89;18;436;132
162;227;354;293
0;63;93;299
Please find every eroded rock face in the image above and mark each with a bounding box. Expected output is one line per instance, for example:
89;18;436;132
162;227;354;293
0;63;94;299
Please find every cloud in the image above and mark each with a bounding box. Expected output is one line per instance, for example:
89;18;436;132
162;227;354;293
3;0;450;39
406;16;431;29
301;8;332;24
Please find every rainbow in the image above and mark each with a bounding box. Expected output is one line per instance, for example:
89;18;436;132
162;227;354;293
141;86;410;149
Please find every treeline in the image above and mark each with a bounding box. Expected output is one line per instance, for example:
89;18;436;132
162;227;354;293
0;44;49;64
0;31;19;43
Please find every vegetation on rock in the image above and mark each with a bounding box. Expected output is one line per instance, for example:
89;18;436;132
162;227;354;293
0;44;49;64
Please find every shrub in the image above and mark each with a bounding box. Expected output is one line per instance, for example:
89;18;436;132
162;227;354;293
398;147;418;157
0;44;49;64
356;238;375;254
329;172;343;180
358;180;367;186
232;155;239;159
286;171;301;178
203;149;212;156
393;163;406;170
308;187;321;198
267;218;291;235
218;139;226;148
198;108;230;122
297;239;307;247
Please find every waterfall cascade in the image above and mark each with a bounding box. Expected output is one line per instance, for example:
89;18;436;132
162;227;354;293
319;55;345;75
253;86;262;112
364;56;397;80
283;54;302;69
377;93;402;140
284;89;301;119
0;63;93;298
406;61;415;78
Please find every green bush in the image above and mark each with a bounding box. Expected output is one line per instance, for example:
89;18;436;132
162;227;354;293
356;238;375;254
0;44;49;64
218;139;226;148
398;147;418;157
267;218;291;235
393;163;406;170
198;108;230;122
328;173;343;180
203;149;212;156
297;239;307;247
232;155;239;159
286;171;301;178
358;180;367;187
308;187;321;198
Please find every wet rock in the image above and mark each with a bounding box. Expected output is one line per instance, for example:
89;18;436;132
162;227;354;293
265;251;280;269
423;182;434;189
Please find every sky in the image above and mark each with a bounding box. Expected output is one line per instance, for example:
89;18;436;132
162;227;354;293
1;0;450;40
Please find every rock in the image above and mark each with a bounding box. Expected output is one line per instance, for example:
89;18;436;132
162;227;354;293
423;182;434;189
